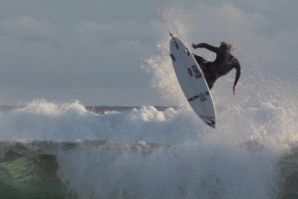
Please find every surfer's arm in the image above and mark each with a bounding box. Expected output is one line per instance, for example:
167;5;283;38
192;43;220;53
233;62;241;95
233;62;241;86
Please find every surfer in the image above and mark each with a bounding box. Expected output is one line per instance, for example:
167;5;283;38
192;41;241;95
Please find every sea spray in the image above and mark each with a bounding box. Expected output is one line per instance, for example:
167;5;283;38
1;101;298;198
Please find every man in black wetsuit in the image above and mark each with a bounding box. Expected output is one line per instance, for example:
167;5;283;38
192;41;241;95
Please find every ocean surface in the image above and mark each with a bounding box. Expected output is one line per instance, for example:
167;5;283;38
0;101;298;199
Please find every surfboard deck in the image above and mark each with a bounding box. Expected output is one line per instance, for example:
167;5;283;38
169;37;216;128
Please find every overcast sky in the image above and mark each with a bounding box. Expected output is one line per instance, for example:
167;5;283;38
0;0;297;106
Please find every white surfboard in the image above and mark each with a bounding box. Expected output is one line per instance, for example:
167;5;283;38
169;37;216;128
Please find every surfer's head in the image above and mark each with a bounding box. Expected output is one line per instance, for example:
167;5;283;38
219;41;233;51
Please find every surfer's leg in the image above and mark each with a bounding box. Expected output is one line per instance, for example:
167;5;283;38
208;81;214;90
193;54;207;65
193;54;208;71
205;75;219;90
204;74;213;89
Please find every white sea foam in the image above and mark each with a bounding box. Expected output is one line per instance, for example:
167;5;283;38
1;100;297;198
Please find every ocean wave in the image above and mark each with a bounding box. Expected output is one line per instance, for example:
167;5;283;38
1;139;297;199
0;101;298;198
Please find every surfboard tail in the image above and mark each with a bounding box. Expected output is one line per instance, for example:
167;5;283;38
206;119;216;129
199;116;215;129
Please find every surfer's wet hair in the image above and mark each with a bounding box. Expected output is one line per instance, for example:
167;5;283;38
220;41;233;51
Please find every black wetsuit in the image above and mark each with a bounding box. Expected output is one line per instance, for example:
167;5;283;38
193;43;241;89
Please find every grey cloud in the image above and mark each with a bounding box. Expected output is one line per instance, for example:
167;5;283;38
0;13;160;104
0;16;58;40
0;0;297;105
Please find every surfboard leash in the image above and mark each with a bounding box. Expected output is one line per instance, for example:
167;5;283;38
158;0;180;38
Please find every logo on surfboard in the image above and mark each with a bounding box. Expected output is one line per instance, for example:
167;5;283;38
188;92;209;102
192;65;202;79
188;65;202;79
188;68;193;76
198;93;207;102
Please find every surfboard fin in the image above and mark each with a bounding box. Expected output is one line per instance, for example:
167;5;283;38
169;54;176;62
185;48;190;56
174;41;179;49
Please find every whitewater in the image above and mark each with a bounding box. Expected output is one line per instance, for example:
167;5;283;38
1;10;298;199
0;98;298;199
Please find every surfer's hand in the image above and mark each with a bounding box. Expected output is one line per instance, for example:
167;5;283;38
233;85;237;95
192;43;197;49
